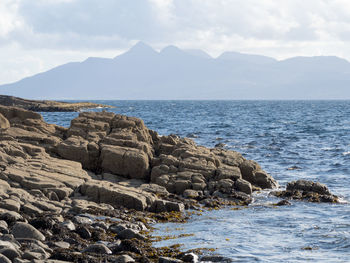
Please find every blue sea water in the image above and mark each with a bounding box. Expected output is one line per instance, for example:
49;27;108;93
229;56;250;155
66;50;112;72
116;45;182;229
41;100;350;262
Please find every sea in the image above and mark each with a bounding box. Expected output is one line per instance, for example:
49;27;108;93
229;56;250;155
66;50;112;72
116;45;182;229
41;100;350;262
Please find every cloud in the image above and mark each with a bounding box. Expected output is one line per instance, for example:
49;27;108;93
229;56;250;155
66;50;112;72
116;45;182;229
2;0;350;83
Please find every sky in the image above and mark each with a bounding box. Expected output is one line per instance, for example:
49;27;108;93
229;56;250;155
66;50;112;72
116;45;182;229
1;0;350;84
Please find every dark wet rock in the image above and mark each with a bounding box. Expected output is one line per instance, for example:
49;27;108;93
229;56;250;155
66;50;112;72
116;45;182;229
158;257;183;263
83;243;112;254
272;180;339;203
12;222;45;241
0;247;21;260
200;255;233;262
114;254;135;263
0;210;23;224
118;228;145;240
76;226;92;239
275;199;292;206
181;253;198;262
0;220;8;234
0;254;11;263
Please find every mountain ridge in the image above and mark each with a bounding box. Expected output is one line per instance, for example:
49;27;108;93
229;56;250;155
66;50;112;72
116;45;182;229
1;41;350;100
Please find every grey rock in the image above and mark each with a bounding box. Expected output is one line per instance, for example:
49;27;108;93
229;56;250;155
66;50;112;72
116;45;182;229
0;247;21;260
73;215;93;225
235;178;252;194
114;254;135;263
0;210;23;224
0;199;20;212
12;222;45;241
200;255;233;262
118;228;145;240
0;220;8;234
0;254;11;263
60;220;75;231
53;241;70;249
76;226;91;239
158;257;183;263
83;243;112;254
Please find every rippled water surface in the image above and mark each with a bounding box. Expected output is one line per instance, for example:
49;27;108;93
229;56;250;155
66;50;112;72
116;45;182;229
42;101;350;262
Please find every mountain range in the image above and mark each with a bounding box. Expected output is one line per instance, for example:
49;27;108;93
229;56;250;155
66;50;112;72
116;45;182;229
1;42;350;99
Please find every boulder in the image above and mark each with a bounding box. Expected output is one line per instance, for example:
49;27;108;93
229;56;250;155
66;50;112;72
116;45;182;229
100;145;150;179
83;243;112;254
11;222;45;241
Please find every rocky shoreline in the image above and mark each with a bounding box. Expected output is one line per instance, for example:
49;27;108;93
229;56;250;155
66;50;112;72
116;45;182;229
0;95;114;112
0;105;340;263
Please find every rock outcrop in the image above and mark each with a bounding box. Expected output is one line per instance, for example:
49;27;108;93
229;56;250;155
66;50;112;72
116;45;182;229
0;105;338;262
0;95;114;112
272;180;339;203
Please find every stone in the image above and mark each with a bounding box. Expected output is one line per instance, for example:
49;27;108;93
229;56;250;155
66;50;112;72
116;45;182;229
82;243;112;254
181;253;198;263
114;255;135;263
53;241;70;249
76;226;91;239
0;199;20;212
73;215;93;225
0;247;21;260
22;203;43;216
200;255;233;262
0;254;11;263
0;220;8;234
235;179;252;194
59;220;75;231
100;145;150;179
0;113;10;130
118;228;145;240
183;189;200;199
12;222;45;241
158;257;183;263
0;210;23;224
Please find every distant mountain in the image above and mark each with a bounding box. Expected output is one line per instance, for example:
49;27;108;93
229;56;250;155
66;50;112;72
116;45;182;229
1;41;350;99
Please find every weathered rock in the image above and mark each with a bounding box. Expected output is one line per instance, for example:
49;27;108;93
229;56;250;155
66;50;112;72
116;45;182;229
12;222;45;241
114;254;135;263
0;113;10;130
82;243;112;254
272;180;339;203
0;199;20;212
200;255;233;262
59;220;75;231
76;226;91;239
0;247;21;260
235;179;252;195
118;228;145;240
158;257;183;263
0;254;11;263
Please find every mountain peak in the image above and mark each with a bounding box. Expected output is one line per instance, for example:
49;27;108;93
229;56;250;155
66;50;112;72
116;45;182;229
118;41;158;58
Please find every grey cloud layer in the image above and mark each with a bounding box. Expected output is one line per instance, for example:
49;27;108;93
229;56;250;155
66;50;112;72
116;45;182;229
1;0;348;51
